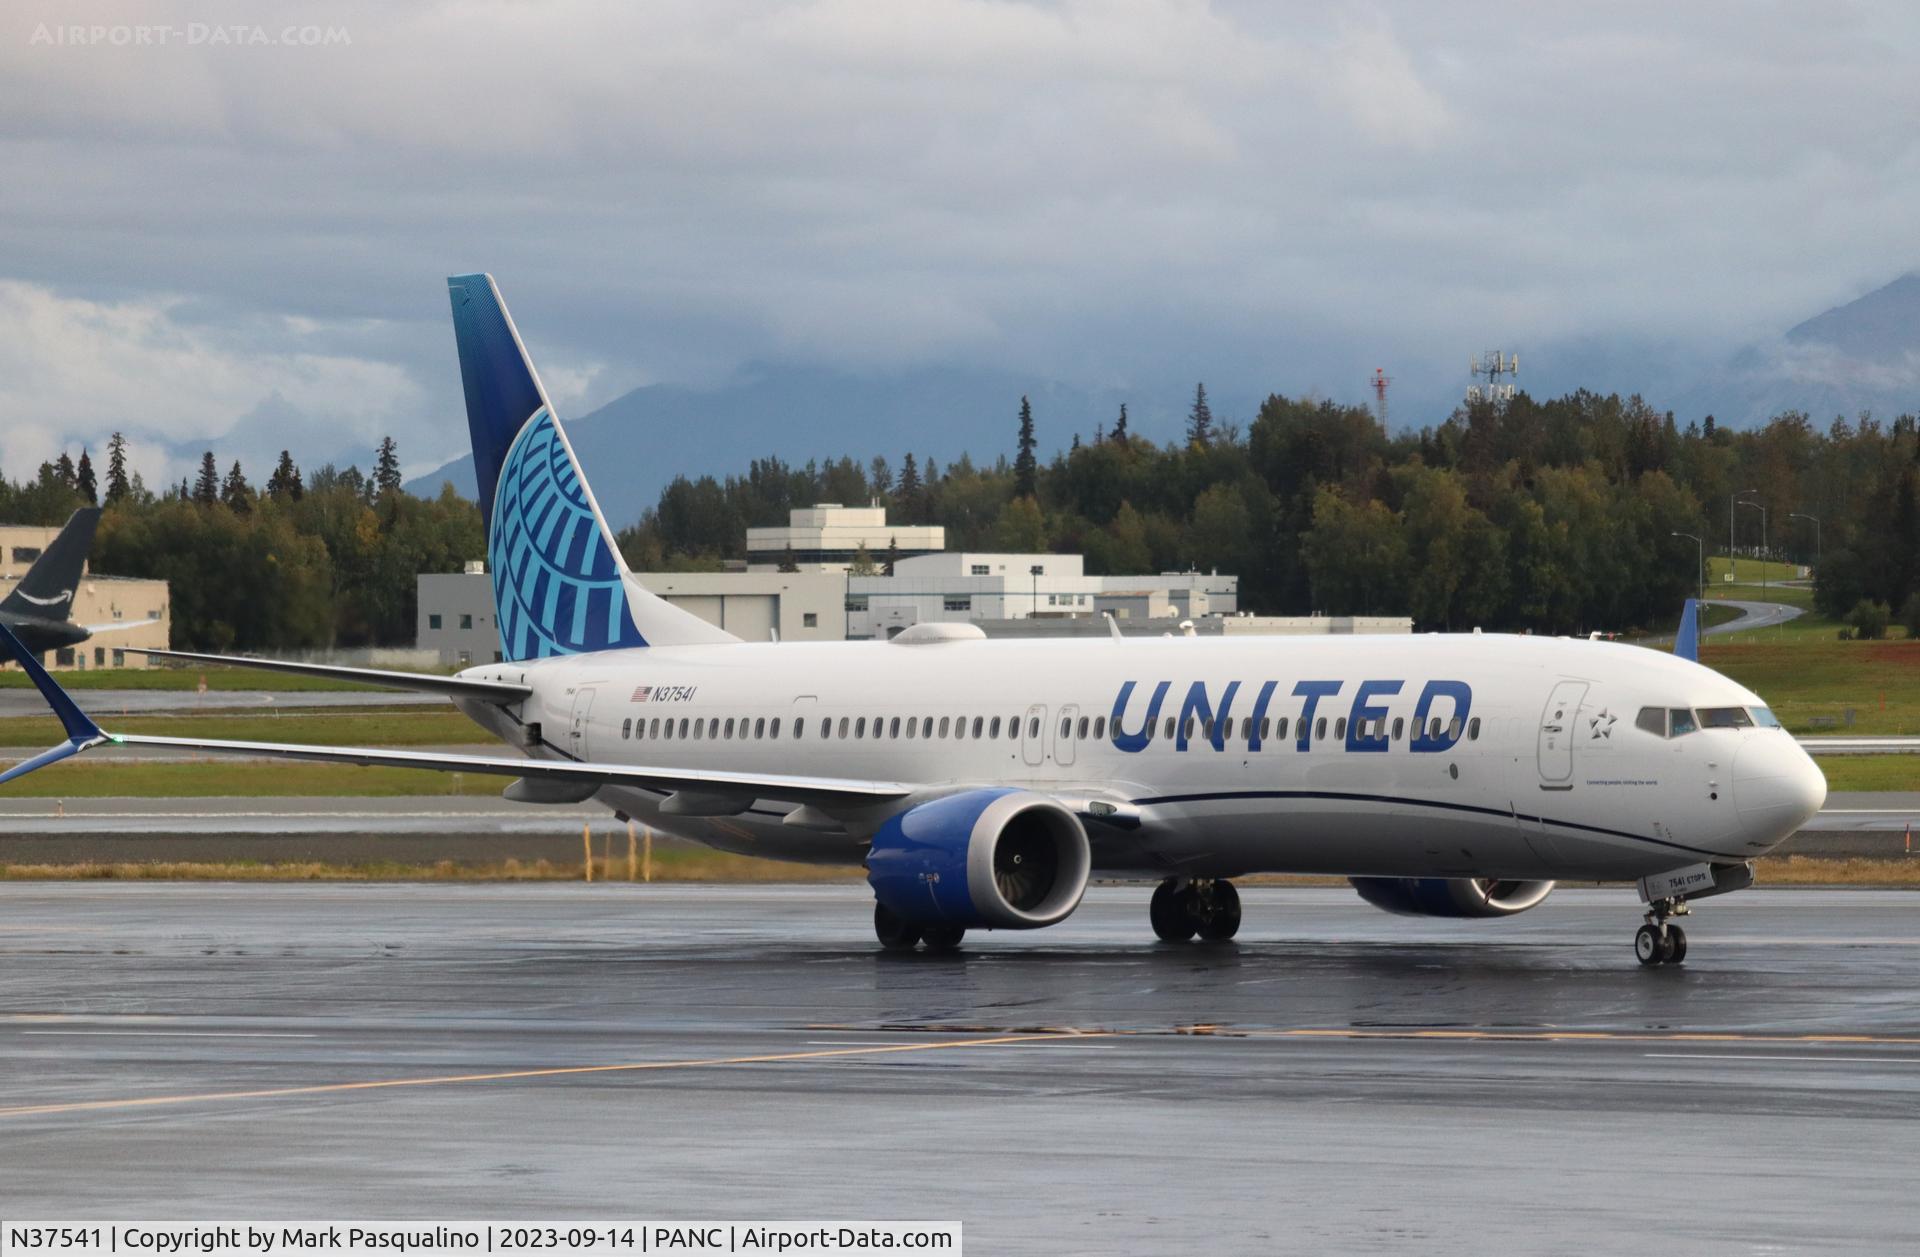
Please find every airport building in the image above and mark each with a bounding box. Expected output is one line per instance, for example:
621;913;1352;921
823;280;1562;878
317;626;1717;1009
0;521;171;669
846;552;1243;640
416;501;1409;660
745;503;945;572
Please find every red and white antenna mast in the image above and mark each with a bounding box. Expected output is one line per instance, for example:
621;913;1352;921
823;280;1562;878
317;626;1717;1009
1370;368;1390;432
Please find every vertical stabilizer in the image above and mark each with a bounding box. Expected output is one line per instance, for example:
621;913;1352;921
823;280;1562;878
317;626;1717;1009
1;507;101;621
1673;598;1700;663
446;274;737;658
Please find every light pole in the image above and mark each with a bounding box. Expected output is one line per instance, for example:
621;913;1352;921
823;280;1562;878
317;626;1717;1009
1673;532;1704;606
1030;564;1043;620
1738;498;1768;601
1790;512;1821;573
1731;488;1758;586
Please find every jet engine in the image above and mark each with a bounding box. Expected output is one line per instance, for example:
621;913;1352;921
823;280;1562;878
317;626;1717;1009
866;788;1091;930
1349;877;1555;918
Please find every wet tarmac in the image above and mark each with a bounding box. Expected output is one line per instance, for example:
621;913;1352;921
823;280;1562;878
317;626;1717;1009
1;884;1916;1253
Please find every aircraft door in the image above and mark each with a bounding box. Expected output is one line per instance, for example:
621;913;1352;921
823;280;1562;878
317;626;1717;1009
1536;680;1588;788
1055;703;1080;767
1022;703;1047;768
570;687;597;760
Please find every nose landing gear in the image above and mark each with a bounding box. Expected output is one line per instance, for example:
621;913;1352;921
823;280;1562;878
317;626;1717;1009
1150;877;1242;942
1634;899;1690;966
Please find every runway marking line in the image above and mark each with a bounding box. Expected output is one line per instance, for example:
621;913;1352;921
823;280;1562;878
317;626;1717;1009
1644;1053;1920;1065
0;1032;1104;1121
846;1023;1920;1047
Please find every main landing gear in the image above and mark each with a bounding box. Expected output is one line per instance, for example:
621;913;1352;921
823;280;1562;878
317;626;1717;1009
1150;877;1242;943
873;903;966;953
1634;899;1690;966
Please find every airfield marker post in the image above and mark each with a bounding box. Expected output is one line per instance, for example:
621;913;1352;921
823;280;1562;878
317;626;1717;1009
583;822;593;882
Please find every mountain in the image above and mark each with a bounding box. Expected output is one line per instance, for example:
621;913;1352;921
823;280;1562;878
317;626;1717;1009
407;363;1250;529
1676;273;1920;426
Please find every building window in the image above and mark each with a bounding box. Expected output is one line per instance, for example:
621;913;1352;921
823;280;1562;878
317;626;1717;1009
944;596;971;612
845;595;868;611
112;649;125;667
802;612;818;628
459;613;473;630
12;547;41;563
457;651;471;665
428;614;443;630
971;564;990;576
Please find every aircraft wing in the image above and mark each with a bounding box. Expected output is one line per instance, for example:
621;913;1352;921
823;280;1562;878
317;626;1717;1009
122;647;531;704
80;618;159;634
0;622;907;808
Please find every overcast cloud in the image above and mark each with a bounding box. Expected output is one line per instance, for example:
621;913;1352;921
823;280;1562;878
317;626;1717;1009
2;0;1916;480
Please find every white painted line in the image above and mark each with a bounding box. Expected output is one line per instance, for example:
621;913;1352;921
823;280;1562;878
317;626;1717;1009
21;1030;317;1039
1644;1052;1920;1065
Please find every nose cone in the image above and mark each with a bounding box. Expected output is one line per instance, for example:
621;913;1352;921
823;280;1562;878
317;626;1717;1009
1733;736;1827;852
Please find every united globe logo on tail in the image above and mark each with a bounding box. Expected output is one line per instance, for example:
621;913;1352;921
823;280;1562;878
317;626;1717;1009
488;409;647;659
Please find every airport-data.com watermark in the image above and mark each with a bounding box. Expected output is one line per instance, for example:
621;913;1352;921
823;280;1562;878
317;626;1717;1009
29;22;350;49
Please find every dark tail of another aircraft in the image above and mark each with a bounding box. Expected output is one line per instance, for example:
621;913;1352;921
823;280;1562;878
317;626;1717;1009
1;507;101;622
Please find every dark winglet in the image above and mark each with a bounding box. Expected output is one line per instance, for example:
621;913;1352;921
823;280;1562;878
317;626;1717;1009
1673;598;1700;663
0;618;105;784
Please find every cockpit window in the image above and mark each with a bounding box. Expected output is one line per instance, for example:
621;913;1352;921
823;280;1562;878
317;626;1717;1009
1635;707;1666;737
1697;706;1754;729
1668;708;1698;736
1750;707;1783;728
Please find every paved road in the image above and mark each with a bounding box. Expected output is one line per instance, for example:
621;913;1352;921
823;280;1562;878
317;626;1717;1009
1704;598;1804;635
1;884;1917;1252
0;688;448;716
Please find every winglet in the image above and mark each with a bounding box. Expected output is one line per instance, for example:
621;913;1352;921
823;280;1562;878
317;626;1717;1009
0;618;105;785
1673;598;1700;663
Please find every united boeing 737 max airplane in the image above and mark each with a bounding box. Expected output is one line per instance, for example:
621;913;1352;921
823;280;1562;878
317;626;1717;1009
0;275;1828;965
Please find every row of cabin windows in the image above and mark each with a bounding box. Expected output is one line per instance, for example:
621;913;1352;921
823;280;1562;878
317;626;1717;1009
616;710;1482;746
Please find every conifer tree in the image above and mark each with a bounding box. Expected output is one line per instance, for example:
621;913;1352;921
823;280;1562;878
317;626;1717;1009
266;450;305;502
104;432;131;505
221;459;253;513
1186;383;1213;447
1114;402;1129;445
374;436;403;497
193;451;220;505
1013;396;1038;499
76;450;97;504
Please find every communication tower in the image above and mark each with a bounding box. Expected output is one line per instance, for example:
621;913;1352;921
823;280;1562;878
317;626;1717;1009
1466;350;1519;406
1369;368;1390;432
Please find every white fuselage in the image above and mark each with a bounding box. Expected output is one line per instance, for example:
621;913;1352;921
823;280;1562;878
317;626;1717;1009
456;632;1825;882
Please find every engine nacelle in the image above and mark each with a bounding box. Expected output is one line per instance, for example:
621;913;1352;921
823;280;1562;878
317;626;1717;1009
866;788;1091;930
1350;877;1555;918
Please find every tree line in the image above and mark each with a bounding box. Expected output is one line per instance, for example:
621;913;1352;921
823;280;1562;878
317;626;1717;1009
0;436;480;652
10;384;1917;650
619;384;1920;635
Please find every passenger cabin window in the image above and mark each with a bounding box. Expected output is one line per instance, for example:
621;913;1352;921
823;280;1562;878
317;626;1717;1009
1315;717;1327;741
622;718;632;739
1698;707;1754;729
1094;715;1106;739
1468;717;1481;740
1668;709;1697;736
794;718;806;739
989;717;1000;738
1636;707;1666;737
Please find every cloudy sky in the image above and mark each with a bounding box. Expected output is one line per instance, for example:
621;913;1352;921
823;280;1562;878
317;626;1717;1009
3;0;1916;484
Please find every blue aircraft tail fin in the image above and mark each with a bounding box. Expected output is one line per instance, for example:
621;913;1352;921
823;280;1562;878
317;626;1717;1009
1673;598;1700;663
446;274;735;659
